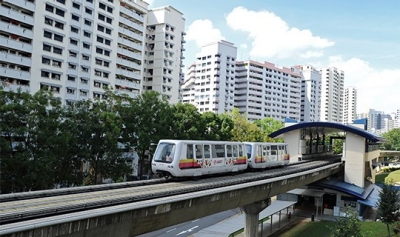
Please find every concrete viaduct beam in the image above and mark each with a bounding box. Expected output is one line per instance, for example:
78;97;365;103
1;163;343;237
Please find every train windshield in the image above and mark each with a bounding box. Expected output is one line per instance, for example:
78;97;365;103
245;144;252;159
153;143;175;163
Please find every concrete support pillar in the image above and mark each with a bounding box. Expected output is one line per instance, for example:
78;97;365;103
240;198;271;237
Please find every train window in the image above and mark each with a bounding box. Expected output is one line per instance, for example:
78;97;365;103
195;144;203;159
187;144;193;158
271;145;277;155
153;143;175;163
226;145;232;157
239;145;244;157
245;144;251;158
204;145;211;158
233;145;238;157
262;145;268;157
213;144;225;158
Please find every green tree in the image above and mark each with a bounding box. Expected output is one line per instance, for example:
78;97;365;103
70;95;129;184
119;91;172;178
377;180;400;237
229;108;263;142
170;102;205;140
201;112;233;141
382;128;400;151
0;88;33;193
254;117;284;142
329;209;368;237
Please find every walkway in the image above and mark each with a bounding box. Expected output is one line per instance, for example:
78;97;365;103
191;200;297;237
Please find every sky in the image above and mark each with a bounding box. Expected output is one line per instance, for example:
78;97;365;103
146;0;400;114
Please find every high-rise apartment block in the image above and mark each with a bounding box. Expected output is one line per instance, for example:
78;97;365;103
181;40;237;114
343;86;357;124
395;109;400;129
143;6;185;104
234;61;301;121
0;0;185;104
297;65;321;122
319;67;344;122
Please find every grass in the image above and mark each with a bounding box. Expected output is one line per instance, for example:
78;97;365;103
271;219;398;237
376;172;389;183
385;169;400;183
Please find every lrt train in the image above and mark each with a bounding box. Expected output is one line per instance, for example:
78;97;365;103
151;140;290;178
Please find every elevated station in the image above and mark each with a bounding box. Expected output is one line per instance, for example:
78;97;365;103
269;118;387;220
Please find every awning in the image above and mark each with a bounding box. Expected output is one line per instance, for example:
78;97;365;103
287;188;325;198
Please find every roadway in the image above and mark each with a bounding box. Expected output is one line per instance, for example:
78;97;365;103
137;209;241;237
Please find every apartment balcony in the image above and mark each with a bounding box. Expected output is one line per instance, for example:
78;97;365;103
3;0;35;12
80;46;91;55
68;43;80;52
117;37;142;51
116;88;139;98
120;5;145;23
117;47;142;61
119;17;143;32
118;26;143;42
66;79;77;87
116;58;141;71
0;36;32;52
0;5;34;25
115;79;141;90
65;92;77;101
0;66;30;80
0;21;33;38
116;68;141;81
1;81;30;92
0;51;31;67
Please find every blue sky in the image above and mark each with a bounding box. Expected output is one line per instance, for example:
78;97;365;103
147;0;400;114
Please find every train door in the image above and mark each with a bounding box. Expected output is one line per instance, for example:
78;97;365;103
262;145;269;163
195;144;204;165
211;144;225;167
225;144;233;166
256;145;263;163
270;145;278;161
278;145;285;161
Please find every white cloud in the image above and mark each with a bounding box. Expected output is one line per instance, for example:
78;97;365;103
240;43;248;49
186;19;225;47
329;56;400;113
226;7;334;59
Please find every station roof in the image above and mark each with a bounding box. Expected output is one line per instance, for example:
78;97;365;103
269;121;387;143
311;178;381;207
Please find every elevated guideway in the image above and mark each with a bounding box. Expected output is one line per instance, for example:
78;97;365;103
0;158;343;237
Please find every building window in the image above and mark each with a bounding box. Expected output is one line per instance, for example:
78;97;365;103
72;14;79;21
43;31;52;39
84;19;92;26
41;71;50;78
45;4;54;13
55;9;65;17
72;2;80;9
42;57;51;65
43;44;51;52
83;31;91;38
85;7;92;15
45;17;53;25
54;34;63;42
53;47;62;55
55;22;64;29
71;26;79;33
70;38;78;45
83;43;90;49
99;3;106;10
56;0;66;4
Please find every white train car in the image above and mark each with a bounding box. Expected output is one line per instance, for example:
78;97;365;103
244;142;290;169
151;140;248;178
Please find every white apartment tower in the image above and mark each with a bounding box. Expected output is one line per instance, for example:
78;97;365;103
0;0;184;104
319;67;344;122
297;65;321;122
143;6;185;104
181;40;237;114
343;86;357;124
395;109;400;129
234;61;302;121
